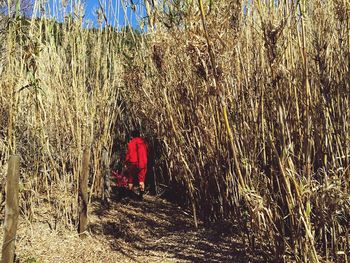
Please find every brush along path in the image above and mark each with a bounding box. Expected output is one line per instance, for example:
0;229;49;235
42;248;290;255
13;193;266;263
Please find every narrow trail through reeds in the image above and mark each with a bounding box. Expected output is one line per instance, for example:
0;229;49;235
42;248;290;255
14;191;268;263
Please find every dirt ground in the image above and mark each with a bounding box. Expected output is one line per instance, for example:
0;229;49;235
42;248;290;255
11;188;270;263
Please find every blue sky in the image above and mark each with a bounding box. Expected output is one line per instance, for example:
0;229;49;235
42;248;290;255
84;0;146;29
46;0;146;29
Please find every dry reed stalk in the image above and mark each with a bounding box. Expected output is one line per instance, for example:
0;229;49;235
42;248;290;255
1;155;20;263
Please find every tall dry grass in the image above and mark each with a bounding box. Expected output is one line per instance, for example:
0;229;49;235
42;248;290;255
0;5;123;227
123;0;350;261
0;0;349;261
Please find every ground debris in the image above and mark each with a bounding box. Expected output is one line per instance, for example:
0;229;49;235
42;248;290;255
10;194;266;263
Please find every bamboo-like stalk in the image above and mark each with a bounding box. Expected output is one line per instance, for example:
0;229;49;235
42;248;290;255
1;155;20;263
78;147;90;234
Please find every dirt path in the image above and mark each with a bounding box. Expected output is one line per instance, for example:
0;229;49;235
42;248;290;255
89;193;251;263
13;190;268;263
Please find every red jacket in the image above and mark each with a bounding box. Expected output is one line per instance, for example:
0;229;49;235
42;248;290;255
125;137;148;169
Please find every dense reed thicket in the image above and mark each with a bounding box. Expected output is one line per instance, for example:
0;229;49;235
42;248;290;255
0;0;349;261
0;13;123;225
124;1;350;261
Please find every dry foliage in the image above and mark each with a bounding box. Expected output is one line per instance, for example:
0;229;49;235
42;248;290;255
0;0;349;262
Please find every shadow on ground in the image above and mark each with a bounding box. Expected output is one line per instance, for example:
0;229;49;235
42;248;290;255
89;187;271;263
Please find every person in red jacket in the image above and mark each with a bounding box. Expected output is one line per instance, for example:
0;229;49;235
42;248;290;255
124;129;148;199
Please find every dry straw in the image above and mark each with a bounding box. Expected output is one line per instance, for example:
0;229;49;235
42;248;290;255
0;0;349;262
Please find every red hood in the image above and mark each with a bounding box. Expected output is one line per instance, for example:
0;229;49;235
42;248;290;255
132;137;145;144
